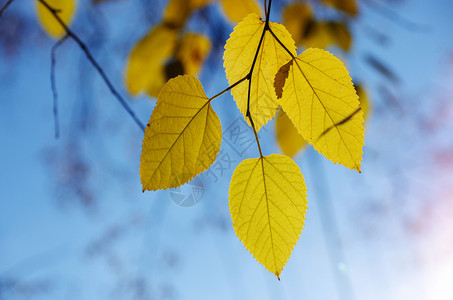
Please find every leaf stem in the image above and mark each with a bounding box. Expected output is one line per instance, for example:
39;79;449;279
37;0;146;132
208;76;247;101
249;117;263;158
268;27;295;59
264;0;268;18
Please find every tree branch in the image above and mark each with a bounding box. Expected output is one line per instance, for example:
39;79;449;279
266;0;272;22
242;0;276;158
37;0;146;132
0;0;14;18
50;34;68;139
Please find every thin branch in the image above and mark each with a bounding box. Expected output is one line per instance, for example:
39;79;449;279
266;0;272;21
208;76;247;101
268;27;295;59
0;0;14;18
249;117;263;157
50;34;68;139
245;28;267;118
242;0;275;158
264;0;268;19
37;0;146;132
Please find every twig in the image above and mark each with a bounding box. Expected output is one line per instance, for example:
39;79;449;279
266;0;272;21
208;76;247;101
0;0;14;17
244;0;274;157
268;27;295;59
37;0;146;132
50;34;68;139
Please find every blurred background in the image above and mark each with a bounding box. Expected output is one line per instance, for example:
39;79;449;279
1;0;453;299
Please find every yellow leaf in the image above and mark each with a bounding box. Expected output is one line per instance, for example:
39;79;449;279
125;25;177;97
190;0;214;9
224;14;296;131
140;75;222;191
219;0;262;24
303;21;352;51
164;0;212;28
177;33;211;76
356;84;371;122
283;4;352;51
229;154;308;279
36;0;76;38
301;22;332;50
326;22;352;51
275;48;364;172
282;2;313;46
163;0;192;28
276;110;306;157
320;0;358;16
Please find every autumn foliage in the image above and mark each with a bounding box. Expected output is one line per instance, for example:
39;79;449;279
35;0;365;279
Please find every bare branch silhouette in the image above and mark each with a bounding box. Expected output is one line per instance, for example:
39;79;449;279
0;0;15;18
37;0;146;132
50;34;68;139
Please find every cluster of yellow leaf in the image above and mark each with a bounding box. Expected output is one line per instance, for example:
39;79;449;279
276;0;370;158
140;8;365;278
282;2;352;51
124;0;214;98
321;0;358;16
36;0;77;38
125;26;211;98
124;0;263;98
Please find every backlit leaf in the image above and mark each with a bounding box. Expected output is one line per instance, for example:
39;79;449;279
219;0;262;24
140;75;222;191
294;20;352;51
229;154;308;279
164;0;191;28
356;84;371;122
124;25;177;97
224;13;296;131
177;33;211;76
164;0;213;28
320;0;358;16
282;2;313;46
36;0;76;38
327;22;352;51
276;110;306;158
275;48;364;172
191;0;214;9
